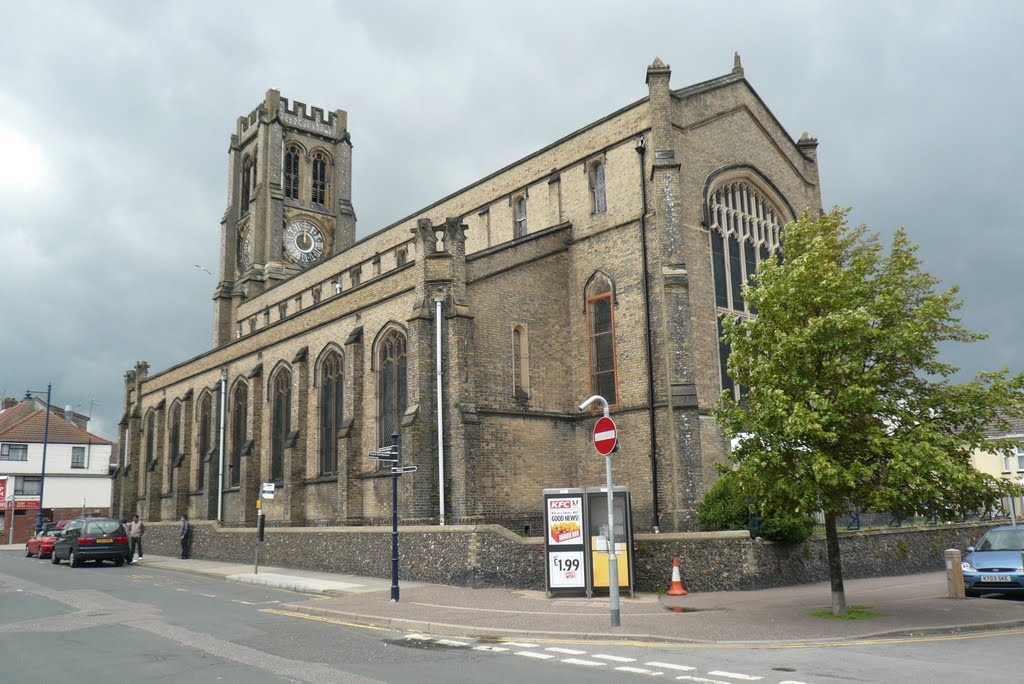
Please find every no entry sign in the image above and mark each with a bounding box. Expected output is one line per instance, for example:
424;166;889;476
593;416;617;455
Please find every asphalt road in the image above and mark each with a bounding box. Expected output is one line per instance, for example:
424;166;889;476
2;551;1022;683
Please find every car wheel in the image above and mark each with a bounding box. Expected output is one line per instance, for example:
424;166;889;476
51;551;60;565
965;588;981;598
69;549;80;568
26;546;33;557
114;556;124;567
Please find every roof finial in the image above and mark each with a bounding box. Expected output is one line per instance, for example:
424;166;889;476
733;52;743;75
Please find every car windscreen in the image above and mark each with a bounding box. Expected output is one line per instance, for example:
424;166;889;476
84;521;125;536
976;529;1024;551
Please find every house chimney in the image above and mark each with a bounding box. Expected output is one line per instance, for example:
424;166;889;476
1;397;17;410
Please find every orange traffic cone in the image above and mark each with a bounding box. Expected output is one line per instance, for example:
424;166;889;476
666;557;688;596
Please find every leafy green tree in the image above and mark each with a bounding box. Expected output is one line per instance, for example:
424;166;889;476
696;471;816;544
715;209;1024;615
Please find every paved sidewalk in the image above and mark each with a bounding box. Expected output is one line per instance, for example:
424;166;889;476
4;545;1023;643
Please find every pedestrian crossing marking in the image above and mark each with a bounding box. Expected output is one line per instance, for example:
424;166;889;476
617;666;663;675
594;654;636;662
562;658;606;667
503;641;539;648
545;647;586;655
647;662;697;672
515;651;554;660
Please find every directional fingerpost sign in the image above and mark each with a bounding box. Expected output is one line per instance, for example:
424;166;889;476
593;416;617;456
369;447;398;462
392;465;418;474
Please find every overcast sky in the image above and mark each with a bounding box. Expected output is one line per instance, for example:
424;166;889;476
2;1;1021;440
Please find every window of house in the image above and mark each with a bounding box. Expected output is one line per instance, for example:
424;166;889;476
585;273;618;409
512;325;529;397
271;369;291;481
1003;453;1014;473
197;394;212;490
241;157;253;213
0;444;28;461
319;351;344;476
589;160;607;214
284;145;301;200
1017;446;1024;471
513;195;527;238
167;403;180;493
312;152;328;206
14;476;41;496
71;446;87;469
708;180;784;401
230;384;247;488
396;247;407;267
378;329;407;448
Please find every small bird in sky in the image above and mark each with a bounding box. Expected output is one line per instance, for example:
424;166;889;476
194;264;212;275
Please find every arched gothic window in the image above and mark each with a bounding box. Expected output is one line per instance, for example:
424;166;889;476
708;180;784;400
585;273;618;409
230;384;247;488
197;393;212;490
312;152;328;206
589;161;607;214
284;145;301;200
167;403;180;493
319;351;344;476
271;369;291;481
377;329;407;446
513;195;527;238
144;412;155;493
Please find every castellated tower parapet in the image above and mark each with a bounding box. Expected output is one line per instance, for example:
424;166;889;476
213;89;356;348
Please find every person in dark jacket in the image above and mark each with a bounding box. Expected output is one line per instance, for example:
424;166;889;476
179;515;191;559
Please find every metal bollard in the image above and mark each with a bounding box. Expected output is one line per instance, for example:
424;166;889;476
944;548;965;599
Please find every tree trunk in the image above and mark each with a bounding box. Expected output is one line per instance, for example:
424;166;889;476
824;512;847;616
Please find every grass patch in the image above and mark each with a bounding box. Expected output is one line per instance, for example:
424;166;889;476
808;605;881;620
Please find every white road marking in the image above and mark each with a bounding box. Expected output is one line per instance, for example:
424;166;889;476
176;588;188;592
200;593;216;598
545;647;587;655
473;645;509;652
435;639;470;647
617;666;663;675
676;677;732;684
647;662;697;672
515;651;554;660
562;658;606;667
594;654;637;662
230;600;281;605
404;634;432;640
503;641;539;648
708;672;761;681
778;681;810;684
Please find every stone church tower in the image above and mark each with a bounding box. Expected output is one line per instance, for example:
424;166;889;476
212;90;356;346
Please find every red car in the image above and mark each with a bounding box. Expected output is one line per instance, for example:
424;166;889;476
25;525;63;558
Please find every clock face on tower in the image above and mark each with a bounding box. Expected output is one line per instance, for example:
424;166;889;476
237;225;253;273
283;218;326;265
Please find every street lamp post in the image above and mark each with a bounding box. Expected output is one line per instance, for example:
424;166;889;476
25;384;52;535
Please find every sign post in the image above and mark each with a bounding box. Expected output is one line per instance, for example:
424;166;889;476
254;483;274;574
579;394;621;628
369;433;416;602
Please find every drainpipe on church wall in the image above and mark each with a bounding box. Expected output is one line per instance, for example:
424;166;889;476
217;368;227;522
435;295;445;525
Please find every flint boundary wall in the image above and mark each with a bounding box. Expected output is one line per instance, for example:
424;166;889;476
145;521;996;592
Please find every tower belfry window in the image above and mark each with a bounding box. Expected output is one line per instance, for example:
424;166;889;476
312;152;328;206
513;195;527;238
589;161;607;214
241;157;253;213
284;145;300;200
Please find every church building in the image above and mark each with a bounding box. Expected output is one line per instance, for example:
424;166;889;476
112;57;823;533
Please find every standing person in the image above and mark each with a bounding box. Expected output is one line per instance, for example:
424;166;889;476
179;514;191;559
129;515;145;562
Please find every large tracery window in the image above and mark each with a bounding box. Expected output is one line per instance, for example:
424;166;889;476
144;413;155;493
319;350;344;476
377;329;407;447
708;180;784;400
586;273;619;409
271;368;292;481
284;145;301;200
312;152;328;206
230;384;247;488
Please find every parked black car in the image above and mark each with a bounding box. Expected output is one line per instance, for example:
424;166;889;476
51;517;130;567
